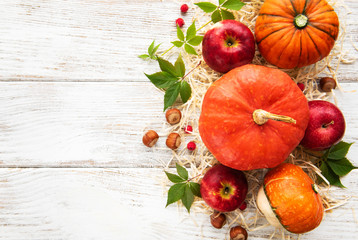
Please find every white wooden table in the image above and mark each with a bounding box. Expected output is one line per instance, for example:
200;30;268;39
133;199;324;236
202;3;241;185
0;0;357;239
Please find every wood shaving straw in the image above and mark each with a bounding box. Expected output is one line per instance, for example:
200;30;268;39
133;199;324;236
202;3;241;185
159;0;355;239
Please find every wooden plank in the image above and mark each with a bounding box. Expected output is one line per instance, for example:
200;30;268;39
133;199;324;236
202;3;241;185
0;168;357;240
0;82;357;167
0;0;357;81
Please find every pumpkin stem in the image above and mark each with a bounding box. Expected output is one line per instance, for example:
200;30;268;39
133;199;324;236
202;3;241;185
253;109;297;126
294;14;309;29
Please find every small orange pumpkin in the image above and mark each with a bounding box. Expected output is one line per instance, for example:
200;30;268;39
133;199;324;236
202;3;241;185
199;64;309;170
255;0;339;69
258;163;324;233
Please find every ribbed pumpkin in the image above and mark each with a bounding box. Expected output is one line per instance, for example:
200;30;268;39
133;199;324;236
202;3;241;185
199;64;309;170
255;0;339;69
261;163;324;233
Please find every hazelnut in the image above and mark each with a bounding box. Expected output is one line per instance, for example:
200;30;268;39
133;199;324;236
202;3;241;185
210;211;226;229
165;108;182;125
319;77;336;92
142;130;159;147
166;133;181;150
230;226;248;240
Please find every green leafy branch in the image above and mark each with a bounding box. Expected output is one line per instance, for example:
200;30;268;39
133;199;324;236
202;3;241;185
195;0;245;23
145;55;199;110
318;141;357;187
165;163;201;212
171;21;204;55
138;40;161;60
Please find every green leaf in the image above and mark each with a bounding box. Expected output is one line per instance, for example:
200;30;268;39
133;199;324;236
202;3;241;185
176;163;188;180
219;0;226;5
164;83;181;110
320;161;345;188
221;8;235;20
186;21;197;41
144;72;178;89
326;158;357;177
151;43;161;57
180;81;191;103
165;171;185;183
177;25;185;41
211;9;222;23
138;54;149;59
148;40;155;55
184;44;197;55
187;36;203;46
189;182;201;197
194;2;218;13
174;55;185;77
222;0;245;11
166;183;186;207
181;184;194;212
172;40;184;47
157;57;178;77
328;141;353;160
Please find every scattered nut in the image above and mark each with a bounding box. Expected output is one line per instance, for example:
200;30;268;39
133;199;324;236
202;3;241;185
319;77;336;92
142;130;159;147
165;108;182;125
230;226;248;240
166;132;181;150
210;211;226;229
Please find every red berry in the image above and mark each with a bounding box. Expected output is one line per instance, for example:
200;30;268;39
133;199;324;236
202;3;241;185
184;125;193;134
297;83;305;91
175;18;185;27
180;4;189;13
239;201;247;211
187;141;196;151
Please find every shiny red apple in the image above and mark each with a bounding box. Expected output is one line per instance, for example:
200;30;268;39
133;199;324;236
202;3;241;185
200;164;248;212
300;100;345;150
202;20;255;73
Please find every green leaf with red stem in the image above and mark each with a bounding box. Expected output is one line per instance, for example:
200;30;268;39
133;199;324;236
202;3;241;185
174;55;185;77
195;2;217;13
164;82;181;111
187;36;204;46
326;158;357;177
184;44;197;55
176;163;188;180
180;81;191;103
189;182;201;197
328;142;353;160
222;0;245;11
176;25;185;41
165;171;186;183
211;9;222;23
186;21;197;41
166;183;186;207
181;184;194;212
144;72;178;89
157;57;178;77
221;8;235;20
320;161;345;188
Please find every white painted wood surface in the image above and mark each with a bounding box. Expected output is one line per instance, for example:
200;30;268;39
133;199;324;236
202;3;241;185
0;0;357;239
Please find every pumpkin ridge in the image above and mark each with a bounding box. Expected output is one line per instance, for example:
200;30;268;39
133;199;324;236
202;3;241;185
302;0;309;15
258;13;292;19
304;28;323;59
308;23;337;41
256;27;288;45
289;0;298;16
307;9;335;19
276;29;298;62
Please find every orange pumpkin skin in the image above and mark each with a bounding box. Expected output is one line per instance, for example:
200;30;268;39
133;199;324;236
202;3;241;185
264;163;324;233
255;0;339;69
199;64;309;170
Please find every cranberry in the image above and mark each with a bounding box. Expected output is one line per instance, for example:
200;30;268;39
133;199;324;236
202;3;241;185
175;18;185;28
297;83;305;91
180;4;189;13
187;141;196;151
184;125;193;134
239;201;247;211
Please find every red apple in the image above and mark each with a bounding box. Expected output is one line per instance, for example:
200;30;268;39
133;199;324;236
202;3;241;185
202;20;255;73
300;100;345;150
200;164;248;212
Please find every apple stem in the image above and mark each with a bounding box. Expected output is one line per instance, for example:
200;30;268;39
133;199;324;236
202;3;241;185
253;109;296;126
322;120;334;128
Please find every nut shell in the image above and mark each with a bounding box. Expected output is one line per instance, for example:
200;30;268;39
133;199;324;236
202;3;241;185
320;77;336;92
210;211;226;229
142;130;159;147
166;133;181;150
165;108;182;125
230;226;248;240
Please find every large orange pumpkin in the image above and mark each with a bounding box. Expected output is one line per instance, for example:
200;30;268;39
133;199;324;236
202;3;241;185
199;64;309;170
261;163;324;233
255;0;339;69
